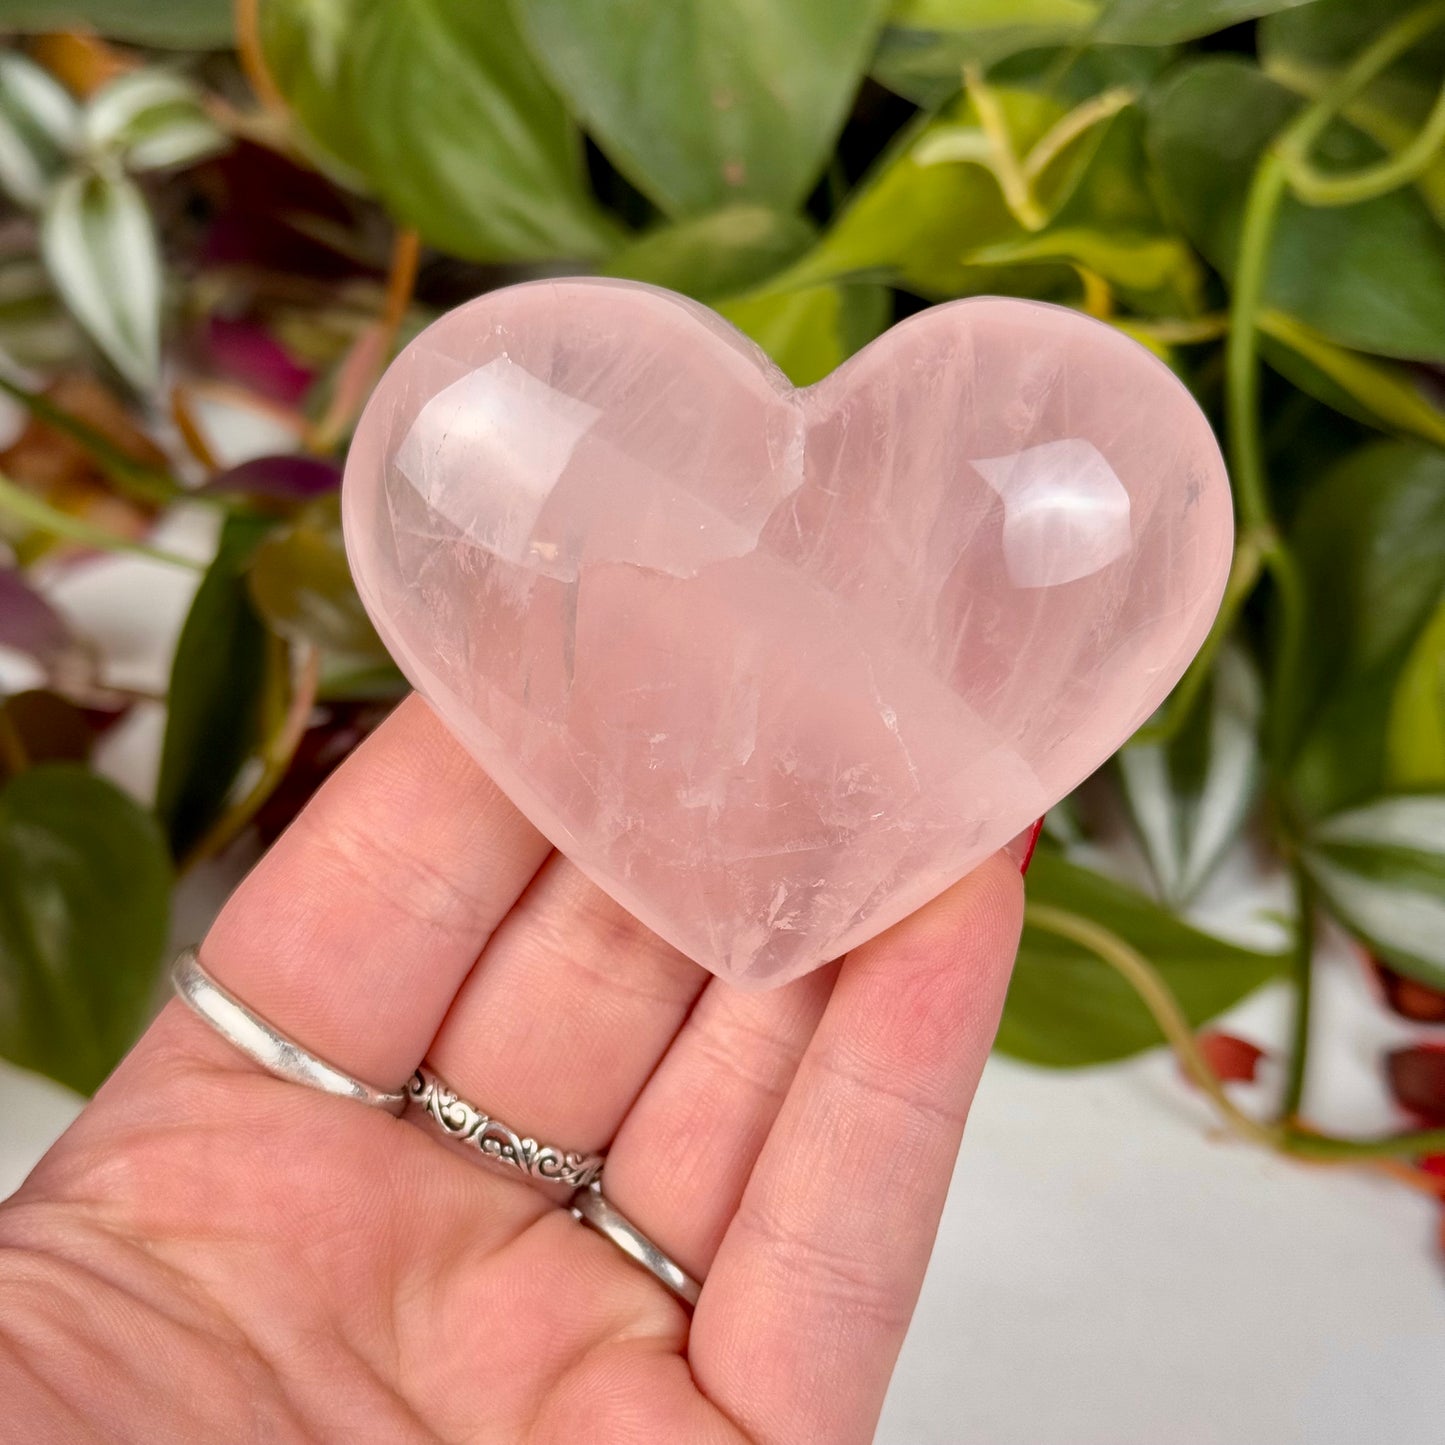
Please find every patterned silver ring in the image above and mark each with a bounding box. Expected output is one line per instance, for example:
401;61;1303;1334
571;1182;702;1308
408;1065;605;1189
171;948;409;1115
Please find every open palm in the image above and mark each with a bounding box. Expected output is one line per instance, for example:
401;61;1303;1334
0;698;1022;1444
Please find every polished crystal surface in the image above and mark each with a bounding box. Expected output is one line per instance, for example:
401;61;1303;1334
344;280;1233;989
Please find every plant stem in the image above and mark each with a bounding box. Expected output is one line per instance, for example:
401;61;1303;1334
1025;903;1285;1150
1284;1126;1445;1161
1224;155;1285;539
234;0;290;119
1026;903;1445;1167
0;471;203;571
1278;867;1315;1122
1072;265;1113;319
1275;0;1445;206
169;384;221;472
963;65;1047;231
379;227;422;336
1223;124;1317;772
1358;1158;1445;1198
0;375;178;506
1286;77;1445;206
1023;86;1136;182
308;226;420;452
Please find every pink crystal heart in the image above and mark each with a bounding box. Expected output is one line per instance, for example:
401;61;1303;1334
344;280;1232;989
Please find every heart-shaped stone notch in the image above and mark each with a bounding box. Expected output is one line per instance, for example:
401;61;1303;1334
344;280;1232;990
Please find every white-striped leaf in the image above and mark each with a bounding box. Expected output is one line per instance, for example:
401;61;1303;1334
82;69;228;172
1119;645;1263;905
1304;793;1445;989
0;52;80;208
40;168;161;390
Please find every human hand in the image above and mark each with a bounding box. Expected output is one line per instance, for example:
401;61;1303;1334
0;697;1023;1444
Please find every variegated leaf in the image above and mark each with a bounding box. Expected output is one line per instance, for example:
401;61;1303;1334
40;168;162;390
83;69;228;172
0;51;80;208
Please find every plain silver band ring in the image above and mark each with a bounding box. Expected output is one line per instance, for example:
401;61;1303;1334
409;1065;606;1189
171;948;409;1115
571;1182;703;1308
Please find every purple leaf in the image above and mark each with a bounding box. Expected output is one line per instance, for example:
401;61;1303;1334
204;317;315;406
1387;1045;1445;1126
0;568;71;666
203;454;342;502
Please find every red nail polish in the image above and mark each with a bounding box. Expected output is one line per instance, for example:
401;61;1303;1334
1015;817;1045;876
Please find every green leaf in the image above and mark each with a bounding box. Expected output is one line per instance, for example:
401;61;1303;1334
0;0;234;47
602;205;816;300
1262;0;1445;90
1148;57;1445;363
794;84;1196;313
40;168;162;390
965;106;1205;314
1286;441;1445;820
317;658;409;702
0;51;80;209
514;0;891;217
155;514;276;859
1258;310;1445;447
717;281;889;386
1386;597;1445;790
890;0;1096;39
83;69;229;173
1118;645;1263;907
991;41;1177;100
996;852;1285;1067
0;469;197;570
872;0;1097;104
1261;0;1445;222
872;0;1314;102
1303;793;1445;991
788;86;1070;295
0;764;172;1094
1096;0;1317;45
246;494;388;661
259;0;616;261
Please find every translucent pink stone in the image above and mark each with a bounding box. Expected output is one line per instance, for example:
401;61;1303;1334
343;280;1232;989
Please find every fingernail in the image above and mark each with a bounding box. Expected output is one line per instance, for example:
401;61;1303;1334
1005;817;1046;876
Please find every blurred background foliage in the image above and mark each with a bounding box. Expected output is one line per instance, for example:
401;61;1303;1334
0;0;1443;1188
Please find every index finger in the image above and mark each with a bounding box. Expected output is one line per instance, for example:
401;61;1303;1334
174;695;551;1091
691;854;1024;1445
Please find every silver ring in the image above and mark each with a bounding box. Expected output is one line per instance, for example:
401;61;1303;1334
408;1065;605;1189
571;1182;702;1308
171;948;408;1115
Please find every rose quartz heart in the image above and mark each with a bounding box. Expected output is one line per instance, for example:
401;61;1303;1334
343;280;1232;989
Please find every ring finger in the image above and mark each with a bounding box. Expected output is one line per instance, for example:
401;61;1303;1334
416;853;709;1187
